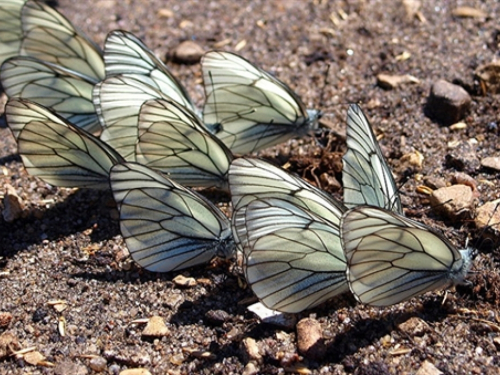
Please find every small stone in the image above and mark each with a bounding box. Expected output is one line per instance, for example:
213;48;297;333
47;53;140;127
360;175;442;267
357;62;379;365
451;172;478;193
157;8;174;18
54;360;88;375
241;337;262;363
0;312;12;327
474;199;500;231
119;369;152;375
481;156;500;172
445;140;480;173
163;291;184;309
24;351;45;366
402;0;422;21
171;41;204;64
399;150;424;171
452;6;487;18
416;360;443;375
2;184;25;222
430;185;475;221
423;176;446;190
296;318;325;360
376;73;419;89
475;62;500;94
426;80;471;125
142;316;170;337
397;317;430;336
205;309;231;326
0;332;19;359
173;274;197;287
242;362;260;375
247;302;297;328
89;356;107;372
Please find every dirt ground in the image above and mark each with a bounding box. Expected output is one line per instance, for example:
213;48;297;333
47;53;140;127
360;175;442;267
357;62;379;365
1;1;500;374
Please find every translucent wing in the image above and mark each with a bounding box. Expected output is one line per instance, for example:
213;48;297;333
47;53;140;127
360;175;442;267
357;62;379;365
1;56;101;135
103;30;198;116
0;0;25;65
343;104;402;213
110;162;235;272
242;197;348;313
229;157;346;250
136;99;233;190
202;51;320;154
5;98;123;189
93;75;168;160
341;206;472;306
20;0;104;80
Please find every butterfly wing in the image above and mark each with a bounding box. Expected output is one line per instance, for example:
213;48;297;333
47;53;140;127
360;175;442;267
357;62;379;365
341;206;470;306
1;56;101;135
5;98;123;189
136;98;233;190
20;0;104;80
229;157;346;250
202;51;319;154
103;30;198;116
0;0;25;65
110;162;235;272
242;197;347;313
342;104;402;213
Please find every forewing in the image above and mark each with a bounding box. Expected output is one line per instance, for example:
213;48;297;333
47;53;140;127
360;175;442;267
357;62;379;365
0;0;25;65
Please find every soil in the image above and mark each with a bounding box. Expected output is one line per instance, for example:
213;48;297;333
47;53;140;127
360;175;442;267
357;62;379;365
1;1;500;374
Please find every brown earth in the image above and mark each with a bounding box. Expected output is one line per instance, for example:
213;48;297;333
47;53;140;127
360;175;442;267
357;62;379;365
1;1;500;374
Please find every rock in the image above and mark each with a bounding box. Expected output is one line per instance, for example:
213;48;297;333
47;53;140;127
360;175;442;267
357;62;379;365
163;291;184;309
399;150;424;172
377;73;419;89
0;312;13;327
157;8;174;18
451;6;487;18
445;140;480;173
89;356;107;372
242;362;260;375
397;317;430;336
172;274;197;287
416;360;443;375
23;351;45;366
141;316;170;337
475;199;500;230
475;62;500;94
54;360;89;375
0;332;19;359
423;176;446;190
205;309;231;326
481;156;500;171
296;318;325;360
451;172;478;193
2;184;25;222
247;302;297;329
119;369;152;375
426;80;471;125
241;337;262;363
430;185;475;221
171;41;204;64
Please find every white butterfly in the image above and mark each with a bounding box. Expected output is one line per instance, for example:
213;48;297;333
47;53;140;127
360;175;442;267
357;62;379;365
1;56;102;135
0;0;25;65
202;51;321;155
341;205;472;306
342;104;402;213
5;98;123;189
19;0;104;81
110;162;235;272
229;157;348;313
136;98;233;190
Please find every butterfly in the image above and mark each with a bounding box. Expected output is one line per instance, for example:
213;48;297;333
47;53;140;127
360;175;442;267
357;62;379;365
342;104;402;213
202;51;321;155
110;162;235;272
341;205;472;306
0;0;25;66
229;157;348;313
135;98;233;190
4;98;123;189
1;56;102;135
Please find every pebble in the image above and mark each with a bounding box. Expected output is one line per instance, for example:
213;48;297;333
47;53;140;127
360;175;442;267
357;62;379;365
247;302;297;328
445;140;480;173
2;184;25;222
0;332;19;359
54;360;89;375
475;62;500;94
430;185;475;221
296;318;325;360
171;41;204;64
399;150;424;172
163;291;184;309
241;337;262;363
452;6;487;18
142;316;170;337
205;309;231;326
119;369;152;375
474;199;500;230
416;360;443;375
397;317;430;336
173;274;197;287
0;312;13;327
376;73;419;89
426;80;471;125
481;156;500;171
89;356;107;372
242;362;260;375
23;351;45;366
451;172;478;193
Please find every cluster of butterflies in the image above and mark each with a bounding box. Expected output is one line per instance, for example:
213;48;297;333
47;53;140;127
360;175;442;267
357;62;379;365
1;0;472;313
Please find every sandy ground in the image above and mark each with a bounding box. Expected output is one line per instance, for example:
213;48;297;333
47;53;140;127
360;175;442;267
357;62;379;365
1;1;500;374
